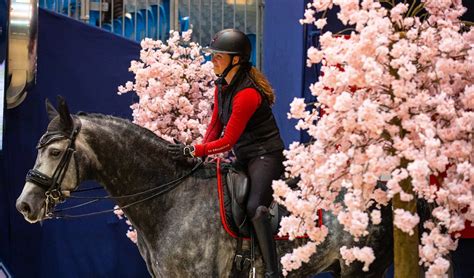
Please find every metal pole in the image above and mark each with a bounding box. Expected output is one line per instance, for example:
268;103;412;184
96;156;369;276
145;0;148;37
99;0;103;27
80;0;90;22
75;0;78;20
111;0;114;31
198;0;201;44
233;0;235;28
221;0;223;30
210;0;212;37
169;0;173;31
175;0;179;32
157;0;160;39
134;0;137;39
67;0;71;16
121;0;125;36
244;0;247;32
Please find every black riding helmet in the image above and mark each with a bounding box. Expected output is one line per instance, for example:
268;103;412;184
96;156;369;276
204;29;252;79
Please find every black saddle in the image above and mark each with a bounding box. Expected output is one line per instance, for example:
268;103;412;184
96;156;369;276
222;166;290;238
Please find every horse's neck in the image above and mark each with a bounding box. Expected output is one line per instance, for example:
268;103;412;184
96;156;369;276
80;116;189;200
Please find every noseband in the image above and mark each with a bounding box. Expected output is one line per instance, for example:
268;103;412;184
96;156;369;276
25;117;82;216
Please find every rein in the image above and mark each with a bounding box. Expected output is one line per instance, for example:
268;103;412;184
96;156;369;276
25;114;204;219
51;160;203;219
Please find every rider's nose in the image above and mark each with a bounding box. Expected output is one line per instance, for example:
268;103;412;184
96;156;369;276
16;201;31;216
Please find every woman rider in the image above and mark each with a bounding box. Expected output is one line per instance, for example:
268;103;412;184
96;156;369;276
167;29;285;277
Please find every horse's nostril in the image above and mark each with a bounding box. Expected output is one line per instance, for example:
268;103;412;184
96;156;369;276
17;202;31;216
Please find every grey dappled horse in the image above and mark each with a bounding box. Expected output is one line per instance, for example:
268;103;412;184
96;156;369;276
16;98;394;277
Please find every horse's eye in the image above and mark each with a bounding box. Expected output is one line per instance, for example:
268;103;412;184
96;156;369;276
50;149;62;157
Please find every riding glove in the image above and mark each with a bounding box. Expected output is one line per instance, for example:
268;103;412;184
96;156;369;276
167;143;195;159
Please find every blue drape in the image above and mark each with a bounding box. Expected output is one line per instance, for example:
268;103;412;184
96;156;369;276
0;9;148;277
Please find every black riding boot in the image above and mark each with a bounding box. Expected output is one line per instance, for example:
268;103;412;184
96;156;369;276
251;206;279;278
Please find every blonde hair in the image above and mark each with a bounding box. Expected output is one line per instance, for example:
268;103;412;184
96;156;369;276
249;67;276;105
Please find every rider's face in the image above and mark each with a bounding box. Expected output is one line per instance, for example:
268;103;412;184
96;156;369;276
211;53;238;75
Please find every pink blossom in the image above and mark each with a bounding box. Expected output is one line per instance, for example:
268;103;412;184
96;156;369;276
312;0;333;11
288;98;309;119
299;6;316;25
461;85;474;109
426;257;450;277
333;92;353;112
307;47;324;66
113;205;124;219
390;3;408;22
314;18;327;29
340;246;375;272
280;242;317;276
393;209;420;236
126;229;138;244
370;209;381;225
118;30;215;145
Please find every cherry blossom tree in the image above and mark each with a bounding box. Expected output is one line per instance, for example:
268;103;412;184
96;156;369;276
118;29;215;144
273;0;473;276
115;30;216;242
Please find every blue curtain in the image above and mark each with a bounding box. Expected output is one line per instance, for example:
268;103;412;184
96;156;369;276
0;9;148;277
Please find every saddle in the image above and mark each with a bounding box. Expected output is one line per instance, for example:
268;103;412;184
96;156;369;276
217;159;290;239
209;159;317;277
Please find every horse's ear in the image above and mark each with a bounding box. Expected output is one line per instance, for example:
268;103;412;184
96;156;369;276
45;98;58;121
56;95;74;131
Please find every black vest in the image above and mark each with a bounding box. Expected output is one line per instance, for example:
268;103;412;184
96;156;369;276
217;71;284;160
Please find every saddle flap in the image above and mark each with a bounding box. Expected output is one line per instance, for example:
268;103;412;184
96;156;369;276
226;168;249;204
226;168;250;233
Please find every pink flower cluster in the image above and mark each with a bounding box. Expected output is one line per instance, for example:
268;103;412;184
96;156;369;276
116;31;215;243
340;246;375;272
419;221;458;277
393;209;420;236
274;0;473;275
114;205;139;244
118;30;215;144
280;242;317;276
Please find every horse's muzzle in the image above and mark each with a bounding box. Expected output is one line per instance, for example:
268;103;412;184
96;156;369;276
16;182;46;223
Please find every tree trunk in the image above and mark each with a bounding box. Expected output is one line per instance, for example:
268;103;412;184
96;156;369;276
393;175;420;278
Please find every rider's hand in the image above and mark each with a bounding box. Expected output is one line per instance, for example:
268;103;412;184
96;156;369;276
167;142;195;159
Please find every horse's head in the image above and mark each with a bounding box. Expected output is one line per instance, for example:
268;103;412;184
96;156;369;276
16;96;87;223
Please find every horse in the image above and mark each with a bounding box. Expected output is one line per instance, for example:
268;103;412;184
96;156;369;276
15;97;394;277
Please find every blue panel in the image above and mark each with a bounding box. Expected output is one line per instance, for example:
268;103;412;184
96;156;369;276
180;16;190;32
263;0;305;147
247;33;256;66
102;22;113;32
0;9;148;277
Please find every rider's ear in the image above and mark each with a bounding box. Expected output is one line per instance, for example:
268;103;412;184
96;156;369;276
45;98;59;121
56;95;74;131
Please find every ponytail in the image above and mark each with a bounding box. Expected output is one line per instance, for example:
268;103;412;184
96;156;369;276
248;67;276;105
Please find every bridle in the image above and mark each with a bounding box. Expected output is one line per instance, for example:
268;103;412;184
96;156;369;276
24;116;203;219
25;117;82;217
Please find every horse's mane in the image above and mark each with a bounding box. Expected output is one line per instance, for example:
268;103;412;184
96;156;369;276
77;112;170;145
76;112;202;171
